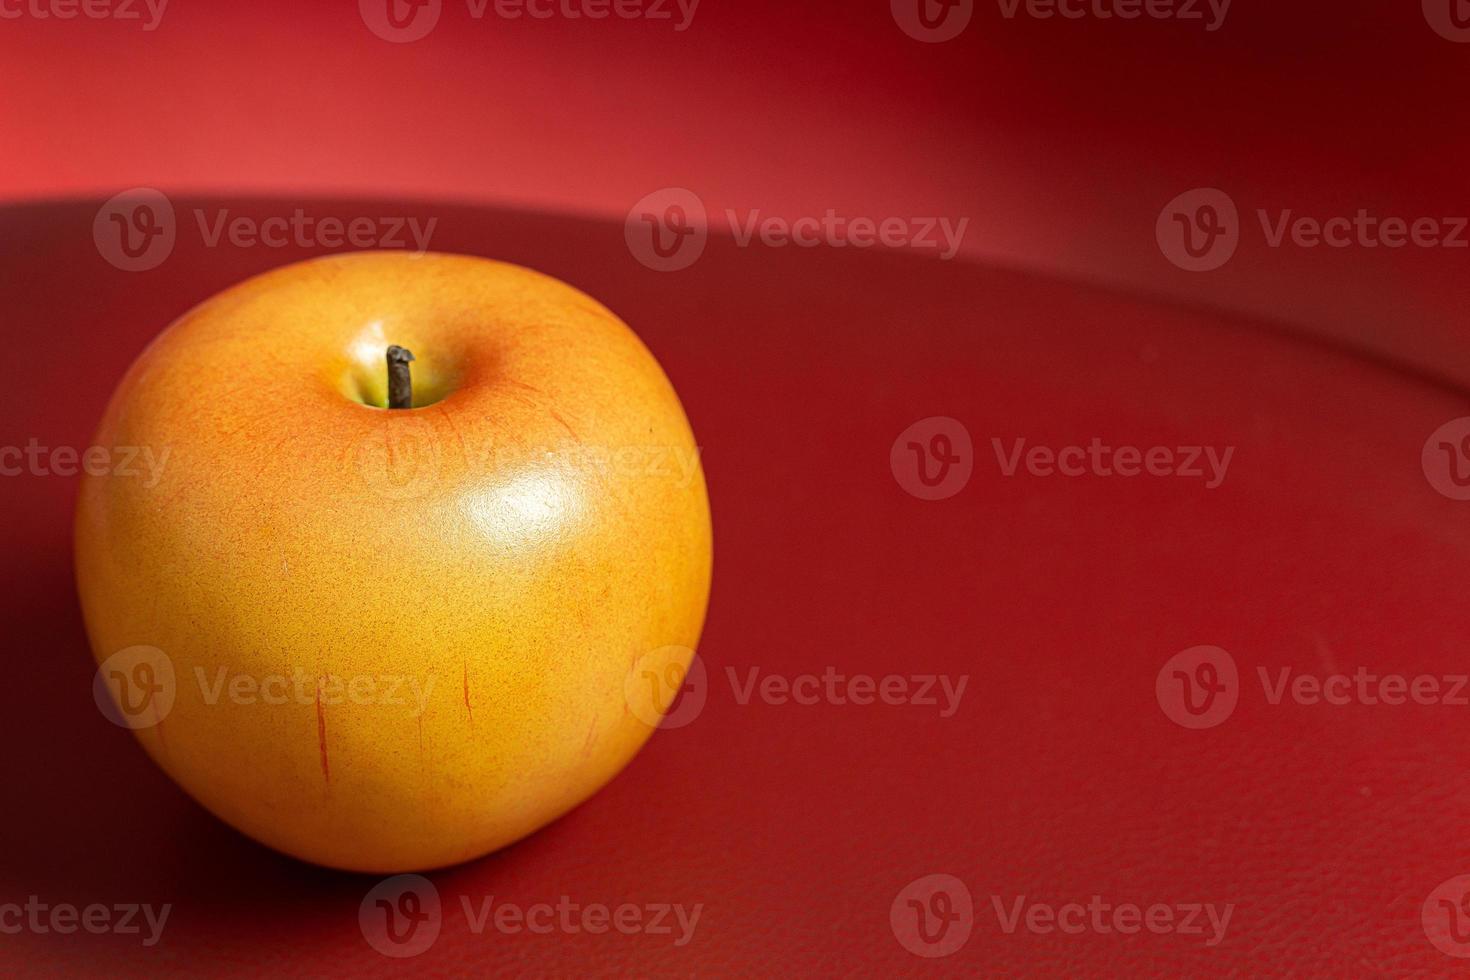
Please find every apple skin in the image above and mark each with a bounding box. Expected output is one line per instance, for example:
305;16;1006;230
74;252;712;872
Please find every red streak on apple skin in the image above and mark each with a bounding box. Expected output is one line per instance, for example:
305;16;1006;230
316;678;330;782
501;378;581;442
581;719;597;758
548;408;581;443
463;662;473;726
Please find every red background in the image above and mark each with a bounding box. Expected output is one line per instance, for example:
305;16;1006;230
6;0;1470;382
5;0;1470;974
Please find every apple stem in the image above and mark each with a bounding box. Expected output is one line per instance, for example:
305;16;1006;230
387;346;415;409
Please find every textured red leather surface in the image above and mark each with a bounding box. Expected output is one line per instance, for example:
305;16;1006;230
3;200;1470;975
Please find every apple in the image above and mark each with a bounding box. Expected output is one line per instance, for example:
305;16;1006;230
74;252;713;872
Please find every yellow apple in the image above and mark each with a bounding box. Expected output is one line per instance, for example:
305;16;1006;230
74;252;712;872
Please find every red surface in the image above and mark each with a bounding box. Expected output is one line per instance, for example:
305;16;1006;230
4;199;1470;974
